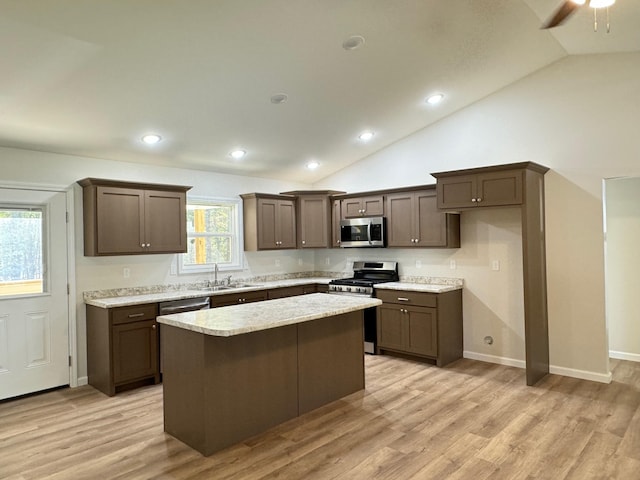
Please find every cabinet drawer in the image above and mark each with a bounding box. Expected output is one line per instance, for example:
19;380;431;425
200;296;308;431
112;303;158;325
375;289;437;308
212;290;268;307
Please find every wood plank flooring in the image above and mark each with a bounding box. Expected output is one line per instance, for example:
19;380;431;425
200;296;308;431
1;356;639;479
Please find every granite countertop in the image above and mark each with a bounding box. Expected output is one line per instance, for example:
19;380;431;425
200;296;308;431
85;277;332;308
156;293;382;337
374;282;463;293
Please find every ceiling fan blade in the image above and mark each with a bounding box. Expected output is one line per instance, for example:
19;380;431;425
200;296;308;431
542;1;581;29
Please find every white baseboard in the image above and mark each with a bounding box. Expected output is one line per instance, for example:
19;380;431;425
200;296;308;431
463;351;526;369
548;365;611;384
463;351;612;384
77;376;88;387
609;350;640;363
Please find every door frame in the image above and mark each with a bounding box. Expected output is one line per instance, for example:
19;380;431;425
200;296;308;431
0;181;78;388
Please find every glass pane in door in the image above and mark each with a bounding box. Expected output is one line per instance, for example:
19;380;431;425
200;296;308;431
0;206;45;296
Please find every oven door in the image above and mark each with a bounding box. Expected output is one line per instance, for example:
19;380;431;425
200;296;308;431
340;217;385;247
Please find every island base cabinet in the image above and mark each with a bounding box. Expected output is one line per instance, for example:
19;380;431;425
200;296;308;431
161;311;365;456
297;311;364;414
162;324;299;456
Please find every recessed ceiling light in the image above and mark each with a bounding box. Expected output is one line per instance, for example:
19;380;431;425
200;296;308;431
141;134;162;144
342;35;365;51
306;161;320;170
426;93;445;105
358;131;374;142
230;149;246;159
270;93;288;104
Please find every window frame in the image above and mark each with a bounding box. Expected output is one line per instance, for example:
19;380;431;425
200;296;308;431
179;196;244;274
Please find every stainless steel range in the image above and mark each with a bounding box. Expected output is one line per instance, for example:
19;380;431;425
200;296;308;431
328;261;399;297
328;261;399;353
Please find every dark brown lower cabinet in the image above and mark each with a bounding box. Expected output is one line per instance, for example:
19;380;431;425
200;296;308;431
267;283;320;299
376;288;462;367
210;290;268;307
86;303;160;396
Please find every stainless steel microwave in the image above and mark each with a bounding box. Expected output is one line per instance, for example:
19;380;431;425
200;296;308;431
339;217;385;248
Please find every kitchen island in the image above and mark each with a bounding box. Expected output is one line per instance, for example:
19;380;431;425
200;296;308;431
157;293;381;456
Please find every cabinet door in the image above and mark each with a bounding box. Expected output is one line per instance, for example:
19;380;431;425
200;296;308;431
112;319;158;384
276;199;297;248
256;198;278;249
476;170;523;207
415;191;448;247
332;199;342;247
342;199;365;218
299;196;327;248
385;192;414;247
145;190;187;253
361;196;384;216
405;306;438;357
377;305;405;351
436;175;477;209
96;186;145;254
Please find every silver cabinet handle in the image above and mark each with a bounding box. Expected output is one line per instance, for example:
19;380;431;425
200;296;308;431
477;198;482;202
302;240;306;245
368;220;372;245
397;297;409;302
471;198;477;202
128;313;145;318
152;324;156;329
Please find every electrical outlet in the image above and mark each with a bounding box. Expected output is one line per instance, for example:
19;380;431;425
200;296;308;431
492;260;500;271
415;260;422;268
275;259;281;267
170;262;177;275
123;267;130;278
325;257;331;266
449;259;456;270
298;258;303;266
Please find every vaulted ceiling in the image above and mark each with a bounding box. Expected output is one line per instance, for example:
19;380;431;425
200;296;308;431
1;0;638;182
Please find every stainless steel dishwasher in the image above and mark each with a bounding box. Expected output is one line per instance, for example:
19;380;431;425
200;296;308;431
158;296;210;372
159;296;211;315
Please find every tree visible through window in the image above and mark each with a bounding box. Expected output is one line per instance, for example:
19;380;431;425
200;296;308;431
181;198;242;273
0;207;44;296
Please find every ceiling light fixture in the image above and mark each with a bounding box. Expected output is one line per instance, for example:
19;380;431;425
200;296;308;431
270;93;288;104
426;93;445;105
306;161;320;170
141;134;162;144
230;149;246;159
358;131;374;142
568;0;615;32
342;35;365;51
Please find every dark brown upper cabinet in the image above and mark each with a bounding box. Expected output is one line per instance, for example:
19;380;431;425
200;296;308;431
78;178;190;256
280;190;345;249
241;193;297;250
385;187;460;248
433;168;524;210
341;195;384;218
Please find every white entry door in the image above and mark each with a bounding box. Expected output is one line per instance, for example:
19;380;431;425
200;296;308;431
0;188;69;400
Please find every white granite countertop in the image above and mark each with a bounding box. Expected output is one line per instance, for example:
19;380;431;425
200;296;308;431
157;293;382;337
85;277;332;308
374;282;463;293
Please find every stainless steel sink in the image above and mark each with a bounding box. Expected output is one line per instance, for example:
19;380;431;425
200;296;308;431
198;285;232;292
227;283;261;288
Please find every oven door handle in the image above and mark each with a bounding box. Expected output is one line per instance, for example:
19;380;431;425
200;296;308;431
368;220;372;245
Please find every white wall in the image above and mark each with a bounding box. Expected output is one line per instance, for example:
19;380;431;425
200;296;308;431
604;176;640;362
316;53;640;380
0;146;312;381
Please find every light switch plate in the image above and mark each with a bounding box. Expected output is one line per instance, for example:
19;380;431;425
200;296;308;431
415;260;422;268
449;259;456;270
492;260;500;271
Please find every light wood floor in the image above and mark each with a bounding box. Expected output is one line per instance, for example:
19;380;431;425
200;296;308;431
2;356;639;480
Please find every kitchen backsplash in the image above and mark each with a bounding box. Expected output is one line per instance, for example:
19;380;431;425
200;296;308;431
83;271;463;300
